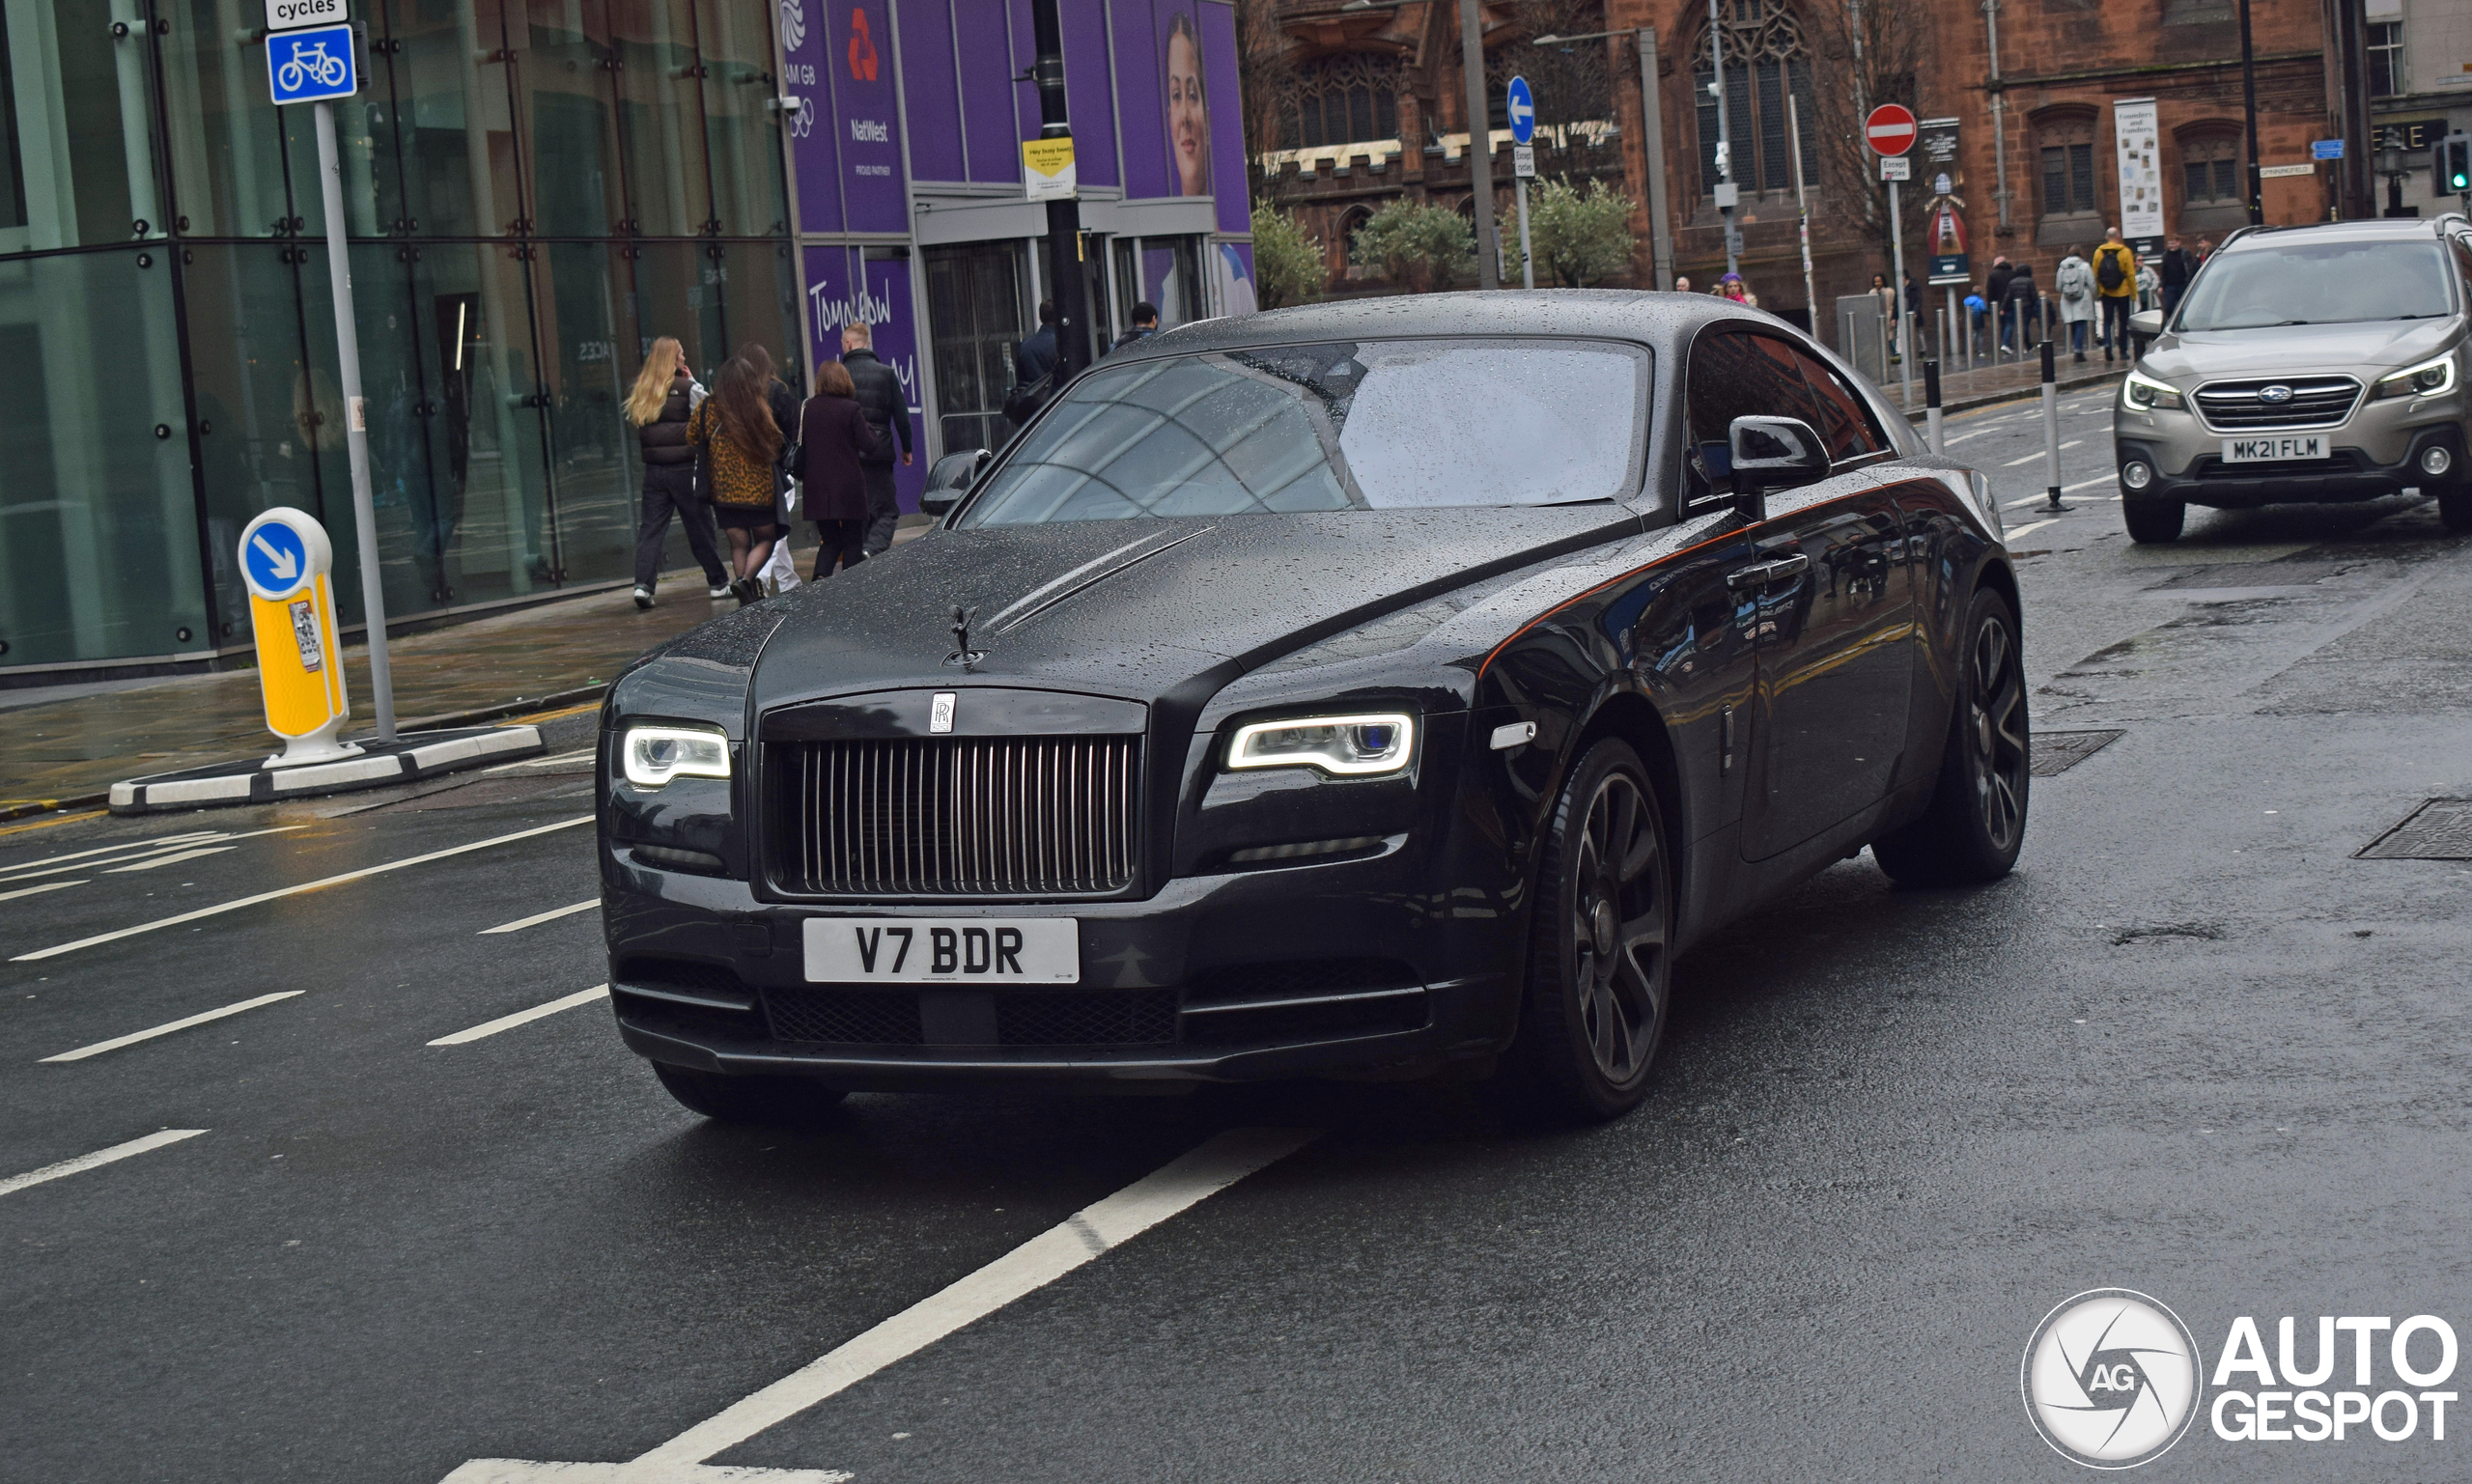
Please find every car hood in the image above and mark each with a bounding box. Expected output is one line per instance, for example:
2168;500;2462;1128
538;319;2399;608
746;506;1640;711
2141;318;2461;381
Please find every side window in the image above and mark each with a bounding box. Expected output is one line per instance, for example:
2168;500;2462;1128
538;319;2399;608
1684;329;1822;504
1791;350;1889;462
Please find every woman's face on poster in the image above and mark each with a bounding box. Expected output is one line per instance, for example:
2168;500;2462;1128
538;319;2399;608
1166;27;1207;196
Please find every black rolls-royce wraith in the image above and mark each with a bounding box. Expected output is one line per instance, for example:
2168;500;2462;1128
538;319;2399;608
597;292;2027;1123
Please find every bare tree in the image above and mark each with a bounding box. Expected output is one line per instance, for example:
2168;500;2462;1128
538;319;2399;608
1808;0;1924;262
1235;0;1299;203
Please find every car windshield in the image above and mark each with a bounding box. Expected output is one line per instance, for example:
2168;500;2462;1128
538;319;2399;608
957;338;1646;525
2175;240;2456;330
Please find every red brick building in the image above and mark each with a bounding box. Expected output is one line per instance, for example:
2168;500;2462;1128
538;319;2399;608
1250;0;2350;345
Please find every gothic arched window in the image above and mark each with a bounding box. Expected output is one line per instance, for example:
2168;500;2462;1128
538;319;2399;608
1689;0;1816;199
1286;53;1402;151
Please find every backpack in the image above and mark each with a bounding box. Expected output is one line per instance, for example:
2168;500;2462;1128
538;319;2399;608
2096;249;2126;292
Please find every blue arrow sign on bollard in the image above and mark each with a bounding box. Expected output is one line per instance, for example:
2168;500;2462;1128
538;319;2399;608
1505;75;1535;146
241;516;315;601
267;22;357;105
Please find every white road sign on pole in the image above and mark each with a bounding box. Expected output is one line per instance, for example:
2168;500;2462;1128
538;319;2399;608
266;0;347;31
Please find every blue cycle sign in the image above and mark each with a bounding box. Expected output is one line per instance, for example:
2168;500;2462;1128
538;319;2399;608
1505;75;1535;145
267;23;356;104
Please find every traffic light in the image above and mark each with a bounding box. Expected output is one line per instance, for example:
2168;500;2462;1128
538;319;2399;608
2440;134;2472;195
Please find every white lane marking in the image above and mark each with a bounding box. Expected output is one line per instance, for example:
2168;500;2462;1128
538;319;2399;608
12;817;593;963
2006;517;2064;540
2006;475;2116;508
2000;449;2048;466
1943;429;1993;446
40;992;305;1063
484;747;595;775
102;846;237;874
0;830;222;873
441;1128;1320;1484
429;985;610;1046
0;826;304;885
0;880;86;904
480;899;599;935
2059;438;2085;450
0;1129;209;1198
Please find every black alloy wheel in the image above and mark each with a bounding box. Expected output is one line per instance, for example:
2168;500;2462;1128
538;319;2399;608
654;1063;849;1125
1872;587;2030;886
1512;738;1673;1123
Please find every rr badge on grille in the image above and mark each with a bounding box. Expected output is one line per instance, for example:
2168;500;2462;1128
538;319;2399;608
930;691;956;733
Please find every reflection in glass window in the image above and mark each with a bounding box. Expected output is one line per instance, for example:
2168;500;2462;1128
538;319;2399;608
962;340;1645;525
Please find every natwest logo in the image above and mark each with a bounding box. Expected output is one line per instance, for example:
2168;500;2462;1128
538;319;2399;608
847;5;879;81
849;118;888;143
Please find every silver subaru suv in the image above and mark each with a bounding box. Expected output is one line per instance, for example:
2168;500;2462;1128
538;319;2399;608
2112;215;2472;543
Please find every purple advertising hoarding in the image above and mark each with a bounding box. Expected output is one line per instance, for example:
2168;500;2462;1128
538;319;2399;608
1110;0;1166;199
895;0;967;182
803;245;928;513
781;0;911;234
1199;1;1247;232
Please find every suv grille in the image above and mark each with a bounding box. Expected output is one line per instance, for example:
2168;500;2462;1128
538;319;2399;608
771;737;1140;896
2194;377;2361;432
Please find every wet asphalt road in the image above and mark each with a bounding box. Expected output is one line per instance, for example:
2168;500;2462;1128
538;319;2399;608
6;387;2472;1482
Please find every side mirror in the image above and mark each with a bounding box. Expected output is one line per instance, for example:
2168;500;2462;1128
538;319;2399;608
2129;308;2165;338
1727;415;1830;520
919;449;990;516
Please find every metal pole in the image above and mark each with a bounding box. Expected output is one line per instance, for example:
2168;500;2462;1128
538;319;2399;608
2040;338;2065;513
1460;0;1499;290
1708;0;1737;277
2238;0;2264;225
1516;175;1534;289
1030;0;1090;372
313;98;394;743
1889;179;1912;406
1924;357;1944;455
1638;28;1674;291
1788;92;1817;335
1986;0;2009;231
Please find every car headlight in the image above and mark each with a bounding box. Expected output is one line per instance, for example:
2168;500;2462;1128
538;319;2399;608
1227;714;1415;776
2121;369;2184;411
620;724;731;789
2372;354;2457;401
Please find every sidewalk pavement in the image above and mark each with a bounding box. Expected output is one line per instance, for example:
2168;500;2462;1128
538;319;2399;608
1869;349;2125;419
2;569;737;821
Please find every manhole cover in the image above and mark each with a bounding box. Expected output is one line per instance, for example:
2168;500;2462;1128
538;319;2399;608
2359;798;2472;860
2031;729;2123;776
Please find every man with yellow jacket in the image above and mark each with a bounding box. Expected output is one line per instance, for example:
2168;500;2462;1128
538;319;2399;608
2092;228;2139;362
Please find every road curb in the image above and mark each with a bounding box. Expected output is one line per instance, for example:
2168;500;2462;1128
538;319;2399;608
1903;365;2123;423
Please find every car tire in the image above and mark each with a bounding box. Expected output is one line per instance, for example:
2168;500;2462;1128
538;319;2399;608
2439;486;2472;534
1871;587;2030;887
2121;499;2184;544
653;1063;849;1125
1506;738;1675;1124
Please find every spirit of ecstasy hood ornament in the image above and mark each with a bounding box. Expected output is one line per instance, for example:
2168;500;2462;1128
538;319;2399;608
944;604;986;669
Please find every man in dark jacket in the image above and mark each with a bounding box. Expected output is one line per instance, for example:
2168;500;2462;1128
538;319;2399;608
1985;256;2016;350
1016;300;1060;384
840;322;913;555
1110;301;1160;354
2157;236;2198;317
2003;262;2041;349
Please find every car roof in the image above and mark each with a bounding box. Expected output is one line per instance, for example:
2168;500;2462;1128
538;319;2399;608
2220;216;2462;251
1129;289;1767;360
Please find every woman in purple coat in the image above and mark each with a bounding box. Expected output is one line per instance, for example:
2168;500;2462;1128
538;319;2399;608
798;360;881;579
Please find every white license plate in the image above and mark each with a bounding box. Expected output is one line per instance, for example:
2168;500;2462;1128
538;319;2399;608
2222;434;2325;462
802;917;1079;983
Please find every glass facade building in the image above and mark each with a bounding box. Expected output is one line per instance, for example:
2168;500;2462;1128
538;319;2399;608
1;0;801;675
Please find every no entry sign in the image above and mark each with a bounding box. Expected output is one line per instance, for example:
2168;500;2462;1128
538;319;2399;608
1866;103;1918;157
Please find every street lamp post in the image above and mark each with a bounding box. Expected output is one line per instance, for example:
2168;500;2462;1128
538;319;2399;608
1708;0;1738;276
1029;0;1091;371
1534;25;1675;290
1460;0;1501;288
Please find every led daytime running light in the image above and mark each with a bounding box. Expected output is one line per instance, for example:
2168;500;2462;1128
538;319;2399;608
1227;713;1416;776
2121;370;2183;411
621;725;731;789
2373;355;2456;402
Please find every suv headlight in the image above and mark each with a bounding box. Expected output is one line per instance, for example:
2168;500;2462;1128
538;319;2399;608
620;724;731;788
2121;369;2184;411
2372;354;2457;401
1227;714;1415;776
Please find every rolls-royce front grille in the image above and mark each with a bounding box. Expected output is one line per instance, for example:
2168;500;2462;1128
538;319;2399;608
2194;377;2361;432
772;736;1140;895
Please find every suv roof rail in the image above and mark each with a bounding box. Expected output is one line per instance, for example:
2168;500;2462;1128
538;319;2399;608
2215;225;2265;248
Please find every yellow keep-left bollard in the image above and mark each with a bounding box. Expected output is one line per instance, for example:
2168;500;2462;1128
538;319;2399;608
238;507;361;768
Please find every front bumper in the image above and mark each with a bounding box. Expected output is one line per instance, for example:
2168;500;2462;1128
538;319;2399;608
2114;379;2467;508
600;839;1526;1089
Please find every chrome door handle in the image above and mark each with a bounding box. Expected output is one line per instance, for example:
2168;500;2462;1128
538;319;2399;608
1764;553;1811;580
1725;554;1810;591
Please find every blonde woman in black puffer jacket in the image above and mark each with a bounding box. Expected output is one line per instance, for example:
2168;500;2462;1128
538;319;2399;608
624;337;730;608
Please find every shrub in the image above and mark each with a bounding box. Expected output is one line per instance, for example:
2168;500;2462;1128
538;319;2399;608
1351;199;1476;293
1250;205;1329;310
1528;178;1639;288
